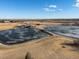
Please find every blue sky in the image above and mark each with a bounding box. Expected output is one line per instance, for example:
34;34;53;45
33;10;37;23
0;0;79;19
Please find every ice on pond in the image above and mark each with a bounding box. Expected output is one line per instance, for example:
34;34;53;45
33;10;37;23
44;25;79;38
0;26;48;45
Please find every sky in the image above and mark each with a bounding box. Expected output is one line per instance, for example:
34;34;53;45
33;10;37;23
0;0;79;19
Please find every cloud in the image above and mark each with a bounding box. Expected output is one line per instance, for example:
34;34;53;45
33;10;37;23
44;8;49;11
44;4;57;12
77;0;79;2
73;0;79;8
44;4;63;12
49;5;57;8
75;3;79;7
58;9;63;11
44;8;56;12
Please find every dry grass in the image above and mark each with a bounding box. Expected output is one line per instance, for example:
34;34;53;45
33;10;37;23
0;22;79;59
0;23;19;30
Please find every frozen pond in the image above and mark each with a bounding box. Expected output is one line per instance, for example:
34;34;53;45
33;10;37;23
0;26;48;45
45;25;79;39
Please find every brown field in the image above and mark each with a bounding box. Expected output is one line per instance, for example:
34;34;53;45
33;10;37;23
0;20;79;59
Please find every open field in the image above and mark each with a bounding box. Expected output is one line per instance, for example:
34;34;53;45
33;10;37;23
0;23;19;30
0;20;79;59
